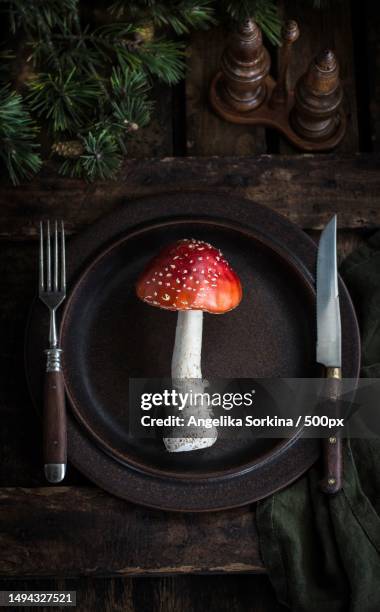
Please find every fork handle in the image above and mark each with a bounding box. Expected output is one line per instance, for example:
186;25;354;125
43;348;67;483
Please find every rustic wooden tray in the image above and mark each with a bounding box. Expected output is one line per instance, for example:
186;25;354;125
25;192;360;511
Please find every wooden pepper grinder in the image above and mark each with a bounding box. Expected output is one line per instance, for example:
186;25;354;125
219;18;271;112
291;49;343;142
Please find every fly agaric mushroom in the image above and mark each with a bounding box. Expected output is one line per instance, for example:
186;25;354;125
136;238;242;452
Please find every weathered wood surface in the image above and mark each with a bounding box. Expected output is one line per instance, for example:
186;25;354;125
366;0;380;150
0;487;263;578
127;83;174;158
0;3;378;604
0;155;379;238
0;575;286;612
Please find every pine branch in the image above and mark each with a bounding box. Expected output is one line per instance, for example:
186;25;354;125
54;68;153;177
27;68;101;132
109;67;153;133
110;0;216;34
0;85;41;185
76;24;186;84
59;131;122;181
29;23;185;85
135;40;185;84
4;0;77;37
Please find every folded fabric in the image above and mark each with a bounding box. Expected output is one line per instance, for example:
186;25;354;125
257;231;380;612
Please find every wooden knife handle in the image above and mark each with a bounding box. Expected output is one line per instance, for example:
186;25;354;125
320;367;343;494
43;349;67;483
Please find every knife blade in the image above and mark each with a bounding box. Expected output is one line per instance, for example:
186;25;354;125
316;215;343;494
316;214;341;369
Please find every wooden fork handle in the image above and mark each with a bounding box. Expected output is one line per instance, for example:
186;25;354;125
43;349;67;483
320;367;343;494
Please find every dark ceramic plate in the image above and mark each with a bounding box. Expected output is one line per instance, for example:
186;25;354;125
25;192;360;511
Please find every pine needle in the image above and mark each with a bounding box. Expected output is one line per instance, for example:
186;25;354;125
27;68;101;132
59;131;122;181
0;85;41;185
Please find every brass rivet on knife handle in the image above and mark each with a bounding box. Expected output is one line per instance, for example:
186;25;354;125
320;366;343;494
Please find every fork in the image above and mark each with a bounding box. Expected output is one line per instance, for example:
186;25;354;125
39;220;67;483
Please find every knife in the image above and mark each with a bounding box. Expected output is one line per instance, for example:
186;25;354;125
316;215;343;494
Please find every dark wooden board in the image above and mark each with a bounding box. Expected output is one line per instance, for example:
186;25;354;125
0;575;287;612
0;487;263;577
0;155;379;239
127;84;174;158
365;0;380;150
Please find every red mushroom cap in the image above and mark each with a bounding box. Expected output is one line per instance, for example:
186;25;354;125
136;239;242;314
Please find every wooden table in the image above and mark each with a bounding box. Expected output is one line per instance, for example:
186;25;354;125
1;1;379;609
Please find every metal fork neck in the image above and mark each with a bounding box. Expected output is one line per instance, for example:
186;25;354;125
49;309;58;348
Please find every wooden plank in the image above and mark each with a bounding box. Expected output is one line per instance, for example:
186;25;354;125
0;576;286;611
365;0;380;150
127;575;286;612
279;0;359;153
186;27;267;156
127;84;174;158
0;155;379;237
0;487;263;577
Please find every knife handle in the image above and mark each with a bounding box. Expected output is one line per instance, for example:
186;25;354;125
43;348;67;483
320;367;342;494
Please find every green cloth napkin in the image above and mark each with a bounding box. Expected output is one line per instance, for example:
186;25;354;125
257;231;380;612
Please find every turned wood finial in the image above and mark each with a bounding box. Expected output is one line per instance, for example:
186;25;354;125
291;48;343;141
269;20;300;108
219;18;271;112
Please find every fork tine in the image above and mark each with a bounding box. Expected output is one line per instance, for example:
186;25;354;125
39;221;44;292
54;220;59;291
61;221;66;292
46;220;52;292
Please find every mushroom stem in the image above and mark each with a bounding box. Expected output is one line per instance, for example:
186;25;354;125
171;310;203;379
164;310;218;452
